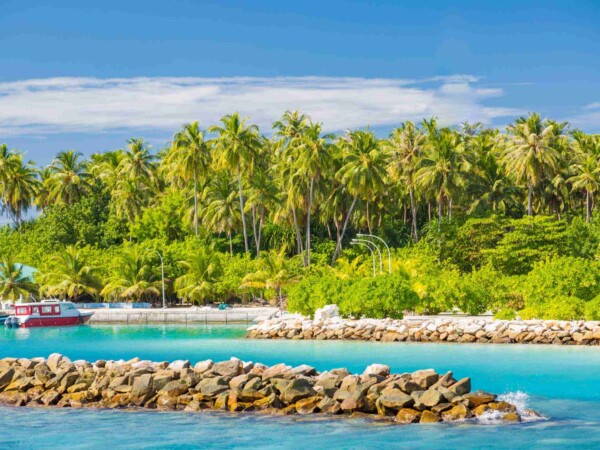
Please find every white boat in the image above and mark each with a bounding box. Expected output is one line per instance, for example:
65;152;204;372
5;300;93;328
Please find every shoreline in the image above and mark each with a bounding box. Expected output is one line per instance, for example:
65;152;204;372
247;315;600;345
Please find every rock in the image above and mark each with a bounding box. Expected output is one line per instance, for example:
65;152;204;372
290;365;316;377
449;377;471;396
0;367;15;390
261;363;291;380
314;375;339;397
46;354;63;373
253;393;282;410
411;369;439;389
229;374;250;390
194;360;213;373
156;395;178;410
168;360;190;371
340;391;366;411
418;389;444;408
431;403;453;414
281;379;316;404
420;410;441;423
488;401;516;413
463;391;496;407
40;390;61;406
131;374;155;405
158;381;189;397
396;378;422;394
441;404;472;421
314;304;339;321
213;360;242;378
378;388;415;409
318;396;341;414
503;412;521;422
295;396;322;414
396;408;421;423
197;377;229;397
363;364;390;377
473;404;490;416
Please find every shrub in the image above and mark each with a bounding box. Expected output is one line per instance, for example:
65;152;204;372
494;308;516;320
585;295;600;320
520;296;586;320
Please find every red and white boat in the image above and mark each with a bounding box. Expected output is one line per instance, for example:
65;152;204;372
5;300;93;328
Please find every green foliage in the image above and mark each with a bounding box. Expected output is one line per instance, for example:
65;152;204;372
494;308;517;320
520;296;586;321
585;296;600;320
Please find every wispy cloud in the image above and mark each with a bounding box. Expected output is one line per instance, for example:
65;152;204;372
569;102;600;129
0;76;522;137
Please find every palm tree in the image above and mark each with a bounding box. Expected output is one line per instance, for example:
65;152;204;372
111;177;151;223
202;171;242;254
119;138;157;185
417;121;465;222
2;153;39;229
39;246;101;301
387;121;425;242
0;257;37;301
101;248;160;302
174;248;223;305
246;159;279;256
45;150;89;206
502;113;563;216
209;113;260;253
294;121;332;265
164;122;211;236
332;130;388;263
240;247;300;314
569;132;600;222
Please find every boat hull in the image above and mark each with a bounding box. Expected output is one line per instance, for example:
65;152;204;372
19;313;92;328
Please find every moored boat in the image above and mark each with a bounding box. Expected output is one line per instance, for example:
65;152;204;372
5;300;93;328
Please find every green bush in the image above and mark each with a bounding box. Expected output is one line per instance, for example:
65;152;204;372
584;295;600;320
494;308;517;320
520;296;586;320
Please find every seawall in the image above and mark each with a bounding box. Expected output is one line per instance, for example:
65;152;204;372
247;316;600;345
0;354;537;424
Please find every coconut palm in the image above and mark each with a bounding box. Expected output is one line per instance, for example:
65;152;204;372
0;256;37;301
387;121;425;242
45;150;90;206
502;113;564;216
246;162;279;256
164;122;211;236
39;246;101;301
119;138;157;185
2;153;39;229
332;130;388;263
240;247;300;314
101;248;160;302
569;132;600;222
174;249;222;305
417;121;465;222
294;121;333;265
111;177;151;223
202;171;242;254
209;113;260;253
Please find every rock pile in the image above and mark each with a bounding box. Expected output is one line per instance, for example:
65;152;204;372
0;355;534;424
247;314;600;345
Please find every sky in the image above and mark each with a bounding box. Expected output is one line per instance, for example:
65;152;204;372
1;0;599;164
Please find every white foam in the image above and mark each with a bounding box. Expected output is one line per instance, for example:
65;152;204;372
474;391;545;424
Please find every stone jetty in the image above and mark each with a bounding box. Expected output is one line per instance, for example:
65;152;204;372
247;309;600;345
0;355;534;424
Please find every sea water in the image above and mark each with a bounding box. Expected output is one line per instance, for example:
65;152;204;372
0;324;599;449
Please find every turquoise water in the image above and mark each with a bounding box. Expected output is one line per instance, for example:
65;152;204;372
1;325;599;449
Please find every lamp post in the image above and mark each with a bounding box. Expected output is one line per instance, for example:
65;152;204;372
147;248;166;308
357;233;392;274
350;240;376;277
354;238;383;273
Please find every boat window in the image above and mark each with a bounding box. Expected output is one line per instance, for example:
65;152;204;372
53;305;60;314
62;303;75;310
33;307;39;314
41;305;54;314
16;306;28;315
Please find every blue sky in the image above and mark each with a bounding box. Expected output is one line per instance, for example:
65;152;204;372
1;0;599;163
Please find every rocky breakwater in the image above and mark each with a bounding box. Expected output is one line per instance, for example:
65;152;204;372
247;310;600;345
0;354;537;424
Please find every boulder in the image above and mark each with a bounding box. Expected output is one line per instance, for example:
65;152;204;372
318;396;341;414
131;374;155;405
503;412;521;422
378;388;415;409
363;364;390;377
396;408;421;423
168;360;190;371
46;354;63;373
463;391;496;407
194;360;213;373
295;396;322;414
213;360;242;378
441;404;472;421
418;389;444;408
411;369;439;389
158;381;189;397
281;379;316;404
0;367;15;390
314;304;339;321
420;410;441;423
197;377;229;397
449;377;471;396
290;365;317;377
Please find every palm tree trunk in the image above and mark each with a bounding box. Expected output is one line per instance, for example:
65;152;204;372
366;201;372;234
228;232;233;255
331;197;358;265
527;183;533;216
586;189;591;223
305;177;315;266
257;205;265;256
409;187;418;243
237;163;249;252
291;207;304;259
448;197;453;221
193;172;198;236
252;205;258;255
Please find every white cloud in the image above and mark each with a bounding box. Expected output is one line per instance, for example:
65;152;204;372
0;76;523;137
569;102;600;129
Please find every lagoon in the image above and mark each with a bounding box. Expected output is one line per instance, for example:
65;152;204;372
1;325;599;449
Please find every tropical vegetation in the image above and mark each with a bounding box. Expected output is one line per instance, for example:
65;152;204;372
0;111;599;320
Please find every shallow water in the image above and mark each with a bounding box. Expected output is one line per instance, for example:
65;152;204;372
1;324;599;449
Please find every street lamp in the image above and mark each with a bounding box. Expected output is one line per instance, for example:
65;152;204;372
357;233;392;274
147;248;167;309
350;240;376;277
354;238;383;273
